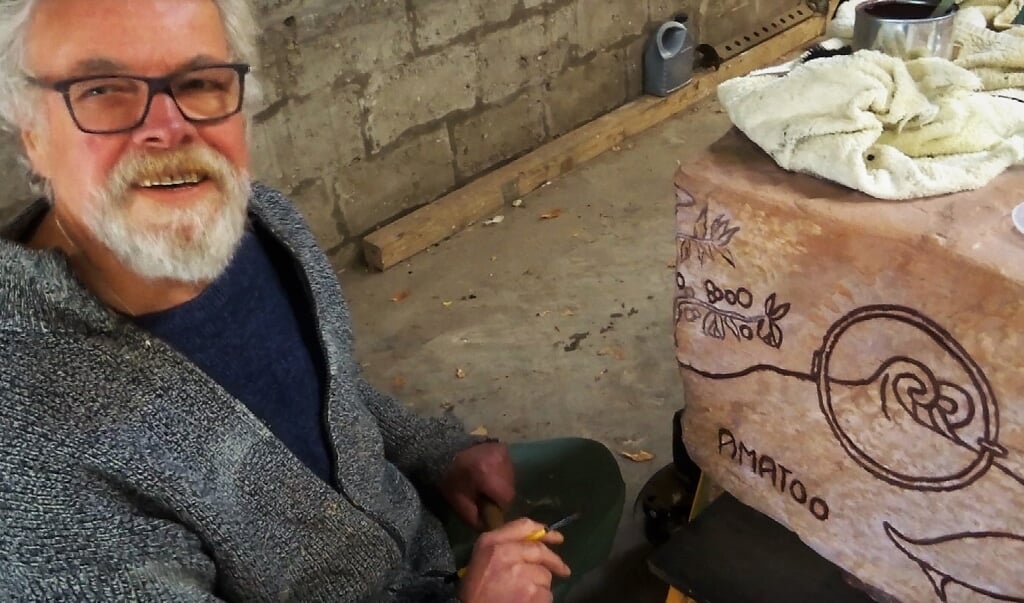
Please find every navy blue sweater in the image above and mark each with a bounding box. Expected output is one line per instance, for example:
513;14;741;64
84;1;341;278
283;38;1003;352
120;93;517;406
2;185;480;601
134;227;334;486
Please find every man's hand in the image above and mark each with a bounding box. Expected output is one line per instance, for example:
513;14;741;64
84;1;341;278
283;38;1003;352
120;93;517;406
458;518;571;603
440;442;515;529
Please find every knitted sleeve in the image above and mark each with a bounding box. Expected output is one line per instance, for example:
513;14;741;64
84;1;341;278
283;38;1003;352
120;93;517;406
0;559;222;602
356;377;490;488
0;446;222;601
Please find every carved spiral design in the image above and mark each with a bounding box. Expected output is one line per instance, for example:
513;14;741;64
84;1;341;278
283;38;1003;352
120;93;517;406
879;358;976;444
815;306;999;492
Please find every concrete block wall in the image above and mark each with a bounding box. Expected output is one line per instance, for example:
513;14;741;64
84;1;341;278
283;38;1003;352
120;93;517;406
1;0;770;266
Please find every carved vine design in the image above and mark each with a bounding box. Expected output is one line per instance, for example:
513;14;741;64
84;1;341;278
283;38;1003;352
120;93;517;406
675;275;790;349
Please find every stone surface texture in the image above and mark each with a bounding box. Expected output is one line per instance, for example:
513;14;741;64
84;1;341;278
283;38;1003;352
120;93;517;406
673;131;1024;603
0;0;779;266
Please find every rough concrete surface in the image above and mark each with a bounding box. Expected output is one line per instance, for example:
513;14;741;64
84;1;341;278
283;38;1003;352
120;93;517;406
340;97;734;602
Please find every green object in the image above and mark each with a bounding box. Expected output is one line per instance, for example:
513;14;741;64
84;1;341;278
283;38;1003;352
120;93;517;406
929;0;957;18
444;438;626;602
1014;4;1024;25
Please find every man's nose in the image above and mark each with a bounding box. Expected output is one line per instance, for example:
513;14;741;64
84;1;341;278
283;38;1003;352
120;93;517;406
130;93;197;148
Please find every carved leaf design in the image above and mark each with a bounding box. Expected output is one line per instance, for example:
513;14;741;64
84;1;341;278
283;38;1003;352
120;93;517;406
697;242;711;265
710;214;727;239
717;247;736;268
693;206;709;239
771;302;790;321
717;225;740;247
758;320;784;349
723;316;741;340
703;312;726;340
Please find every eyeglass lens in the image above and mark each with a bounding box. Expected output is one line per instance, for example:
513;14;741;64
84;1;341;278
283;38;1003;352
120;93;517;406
66;66;242;133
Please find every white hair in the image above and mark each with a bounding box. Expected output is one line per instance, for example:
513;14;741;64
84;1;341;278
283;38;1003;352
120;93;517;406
0;0;263;132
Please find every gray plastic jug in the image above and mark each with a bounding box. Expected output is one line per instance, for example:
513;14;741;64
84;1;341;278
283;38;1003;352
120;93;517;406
644;20;694;97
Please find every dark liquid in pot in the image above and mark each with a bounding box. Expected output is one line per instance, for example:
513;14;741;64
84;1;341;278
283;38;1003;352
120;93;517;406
864;1;938;19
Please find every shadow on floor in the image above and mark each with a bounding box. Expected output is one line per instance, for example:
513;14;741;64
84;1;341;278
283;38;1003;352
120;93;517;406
567;512;669;603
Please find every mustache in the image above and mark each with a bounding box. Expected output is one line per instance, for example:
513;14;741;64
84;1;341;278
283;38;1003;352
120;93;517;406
106;146;238;196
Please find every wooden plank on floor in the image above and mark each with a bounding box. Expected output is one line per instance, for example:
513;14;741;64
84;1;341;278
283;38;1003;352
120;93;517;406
362;14;828;271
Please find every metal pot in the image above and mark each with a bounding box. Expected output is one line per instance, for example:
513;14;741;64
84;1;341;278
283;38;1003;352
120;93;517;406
853;0;958;60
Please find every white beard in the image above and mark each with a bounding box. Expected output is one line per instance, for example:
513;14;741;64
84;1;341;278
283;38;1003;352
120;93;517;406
82;146;251;283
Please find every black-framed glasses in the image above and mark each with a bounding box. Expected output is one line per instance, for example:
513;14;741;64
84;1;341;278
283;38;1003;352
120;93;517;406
25;63;250;134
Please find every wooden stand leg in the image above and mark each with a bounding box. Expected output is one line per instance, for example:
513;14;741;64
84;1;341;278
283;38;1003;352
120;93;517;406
666;587;695;603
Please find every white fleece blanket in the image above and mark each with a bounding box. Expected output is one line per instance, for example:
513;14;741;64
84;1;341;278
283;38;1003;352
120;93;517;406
717;50;1024;199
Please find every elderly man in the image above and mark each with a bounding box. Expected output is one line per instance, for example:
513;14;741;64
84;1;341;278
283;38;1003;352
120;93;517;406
0;0;623;601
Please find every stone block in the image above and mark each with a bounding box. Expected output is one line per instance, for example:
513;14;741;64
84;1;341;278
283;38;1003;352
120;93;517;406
250;84;364;187
411;0;483;49
290;84;365;170
546;1;577;45
291;34;349;97
327;240;362;270
249;26;291;114
366;45;478;151
337;126;455;235
648;0;700;22
545;49;627;136
674;131;1024;603
253;0;337;24
250;104;293;186
478;14;571;104
479;0;516;24
410;0;516;49
624;35;647;101
452;90;547;179
696;0;765;48
289;1;412;82
572;0;647;55
288;176;346;250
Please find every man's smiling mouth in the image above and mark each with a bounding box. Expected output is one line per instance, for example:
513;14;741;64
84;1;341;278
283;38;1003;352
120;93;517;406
135;172;209;189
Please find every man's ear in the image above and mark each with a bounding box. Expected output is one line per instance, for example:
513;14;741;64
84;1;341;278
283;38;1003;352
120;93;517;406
21;128;50;180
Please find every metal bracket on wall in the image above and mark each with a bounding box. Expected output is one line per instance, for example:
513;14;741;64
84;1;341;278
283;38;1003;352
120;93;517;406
699;2;816;67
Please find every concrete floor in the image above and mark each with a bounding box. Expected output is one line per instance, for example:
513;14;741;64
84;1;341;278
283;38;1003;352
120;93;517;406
339;96;734;602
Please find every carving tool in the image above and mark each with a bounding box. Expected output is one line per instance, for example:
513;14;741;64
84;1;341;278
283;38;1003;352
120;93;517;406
456;512;581;579
525;512;581;541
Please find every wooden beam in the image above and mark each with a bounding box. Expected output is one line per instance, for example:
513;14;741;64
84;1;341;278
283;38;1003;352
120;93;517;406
362;14;827;271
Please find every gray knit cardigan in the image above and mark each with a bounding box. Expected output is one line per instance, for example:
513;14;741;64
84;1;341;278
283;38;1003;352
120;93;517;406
0;184;477;601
